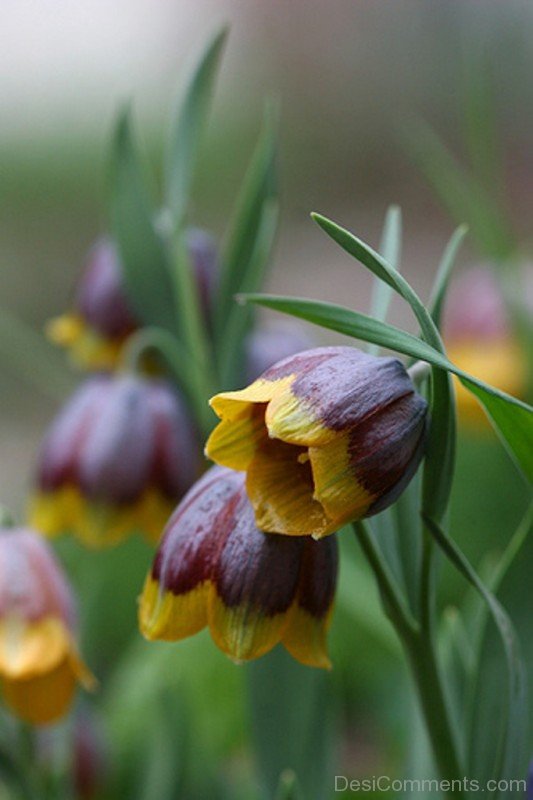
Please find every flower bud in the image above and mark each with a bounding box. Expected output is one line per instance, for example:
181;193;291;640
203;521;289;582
0;527;93;724
139;466;338;669
48;228;219;371
443;266;528;428
244;321;314;384
30;374;200;547
205;346;428;538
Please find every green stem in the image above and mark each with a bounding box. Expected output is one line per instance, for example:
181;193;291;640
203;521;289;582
354;521;418;640
121;327;214;437
353;522;465;798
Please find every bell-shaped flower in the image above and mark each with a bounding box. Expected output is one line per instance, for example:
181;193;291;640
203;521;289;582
0;527;93;724
139;466;338;668
48;229;219;371
206;346;428;538
30;373;200;547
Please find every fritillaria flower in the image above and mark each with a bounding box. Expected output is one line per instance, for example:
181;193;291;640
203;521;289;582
0;527;93;725
47;238;138;371
48;229;219;371
139;466;338;668
30;373;200;547
443;266;528;426
206;346;428;538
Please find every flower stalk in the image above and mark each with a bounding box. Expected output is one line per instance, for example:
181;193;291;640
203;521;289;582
354;521;465;798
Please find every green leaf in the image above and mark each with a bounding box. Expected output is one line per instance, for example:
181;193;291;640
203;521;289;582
240;294;533;483
215;106;277;339
407;120;515;260
368;205;402;354
429;225;468;329
169;231;216;433
246;648;333;800
423;515;527;794
459;376;533;483
219;199;279;387
0;307;75;401
109;109;176;331
311;212;458;521
164;28;227;225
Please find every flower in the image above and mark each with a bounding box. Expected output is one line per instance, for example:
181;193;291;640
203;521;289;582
139;466;338;668
0;527;93;725
205;346;428;538
47;229;219;371
30;373;200;547
244;320;314;383
47;238;137;371
443;266;528;428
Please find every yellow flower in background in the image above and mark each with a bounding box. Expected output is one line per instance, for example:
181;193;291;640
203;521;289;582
0;527;94;725
206;346;428;538
30;373;200;547
47;229;219;372
139;466;338;669
443;266;530;429
47;238;138;371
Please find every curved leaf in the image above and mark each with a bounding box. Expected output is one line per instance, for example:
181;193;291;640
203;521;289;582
165;27;228;225
110;109;175;331
240;293;533;483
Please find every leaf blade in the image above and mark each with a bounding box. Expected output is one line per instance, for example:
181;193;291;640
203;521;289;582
164;27;228;225
109;109;176;331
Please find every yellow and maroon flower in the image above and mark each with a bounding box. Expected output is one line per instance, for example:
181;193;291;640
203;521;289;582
139;466;338;669
443;266;529;428
0;527;94;725
205;346;428;538
30;373;200;547
47;228;219;371
47;238;138;371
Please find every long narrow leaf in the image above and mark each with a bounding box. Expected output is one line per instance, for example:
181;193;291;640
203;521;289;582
429;225;468;329
424;515;527;795
368;205;402;354
164;28;227;225
216;107;277;338
407;120;514;260
219;199;279;387
240;294;533;482
110;109;176;330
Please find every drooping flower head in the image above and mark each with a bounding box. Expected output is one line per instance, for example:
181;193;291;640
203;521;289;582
30;373;200;547
48;228;219;371
443;266;528;427
206;346;428;538
139;466;338;668
0;527;93;724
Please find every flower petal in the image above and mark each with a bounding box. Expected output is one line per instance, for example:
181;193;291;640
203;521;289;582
2;653;77;725
204;404;268;471
246;439;332;536
0;617;70;679
208;501;303;661
308;434;375;525
139;576;209;640
282;536;338;669
139;468;240;641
